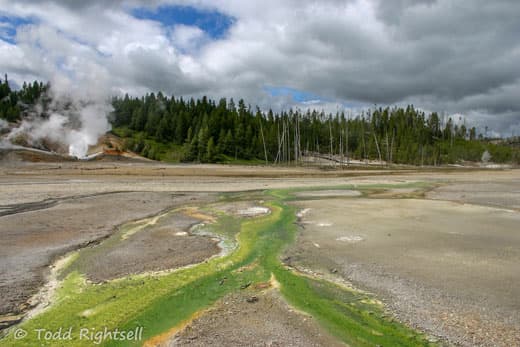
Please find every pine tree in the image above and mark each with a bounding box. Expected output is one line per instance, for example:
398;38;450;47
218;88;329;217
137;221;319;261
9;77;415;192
4;78;517;165
196;126;209;161
206;137;216;162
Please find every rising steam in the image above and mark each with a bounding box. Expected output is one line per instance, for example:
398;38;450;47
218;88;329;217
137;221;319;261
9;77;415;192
4;86;112;158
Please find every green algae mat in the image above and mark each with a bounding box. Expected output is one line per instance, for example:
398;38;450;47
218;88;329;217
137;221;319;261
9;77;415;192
1;185;435;347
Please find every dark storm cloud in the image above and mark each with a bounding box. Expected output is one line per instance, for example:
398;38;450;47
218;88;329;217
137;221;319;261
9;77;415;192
0;0;518;134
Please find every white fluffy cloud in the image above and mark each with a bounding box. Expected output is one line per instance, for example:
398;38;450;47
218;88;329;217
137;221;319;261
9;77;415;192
0;0;519;135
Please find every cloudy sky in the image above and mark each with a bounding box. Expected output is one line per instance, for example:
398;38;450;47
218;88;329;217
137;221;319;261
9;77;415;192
0;0;519;136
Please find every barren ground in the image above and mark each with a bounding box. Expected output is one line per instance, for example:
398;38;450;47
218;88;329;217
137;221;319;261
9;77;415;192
164;288;344;347
1;161;519;346
63;208;220;283
0;190;214;322
285;188;520;347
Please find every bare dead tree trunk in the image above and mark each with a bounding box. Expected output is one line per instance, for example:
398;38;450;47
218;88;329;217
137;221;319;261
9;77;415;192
293;113;301;164
259;116;268;165
275;121;281;164
293;115;296;164
390;129;395;163
286;118;290;164
373;132;382;164
385;131;390;163
283;119;287;163
329;119;333;162
298;114;301;164
361;122;367;161
346;123;349;165
339;129;343;168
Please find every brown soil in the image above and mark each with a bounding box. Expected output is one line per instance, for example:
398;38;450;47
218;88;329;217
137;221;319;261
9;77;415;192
65;209;220;282
0;148;76;163
0;191;214;319
162;288;344;347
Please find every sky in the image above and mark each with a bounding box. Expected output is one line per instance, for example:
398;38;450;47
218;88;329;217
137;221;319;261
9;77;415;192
0;0;519;136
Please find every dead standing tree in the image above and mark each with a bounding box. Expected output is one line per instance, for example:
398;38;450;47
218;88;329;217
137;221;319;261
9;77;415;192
259;114;268;165
329;117;334;166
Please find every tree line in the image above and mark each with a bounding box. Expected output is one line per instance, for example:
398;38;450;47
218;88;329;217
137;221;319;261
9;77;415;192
1;77;519;165
111;92;519;164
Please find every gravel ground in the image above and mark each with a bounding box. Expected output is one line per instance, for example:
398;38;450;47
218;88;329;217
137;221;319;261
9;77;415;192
293;190;362;198
163;288;344;347
1;160;520;343
427;181;520;210
0;191;213;323
285;194;520;347
1;162;518;206
63;207;219;283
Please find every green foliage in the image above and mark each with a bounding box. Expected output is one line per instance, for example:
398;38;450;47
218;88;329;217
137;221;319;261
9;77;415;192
110;93;520;165
2;76;519;165
113;127;185;162
0;75;48;122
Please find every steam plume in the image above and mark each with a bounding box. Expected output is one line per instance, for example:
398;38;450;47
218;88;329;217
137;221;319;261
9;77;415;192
4;85;112;158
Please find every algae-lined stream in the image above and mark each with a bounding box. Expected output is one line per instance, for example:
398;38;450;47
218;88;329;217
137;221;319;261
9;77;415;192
3;186;434;347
